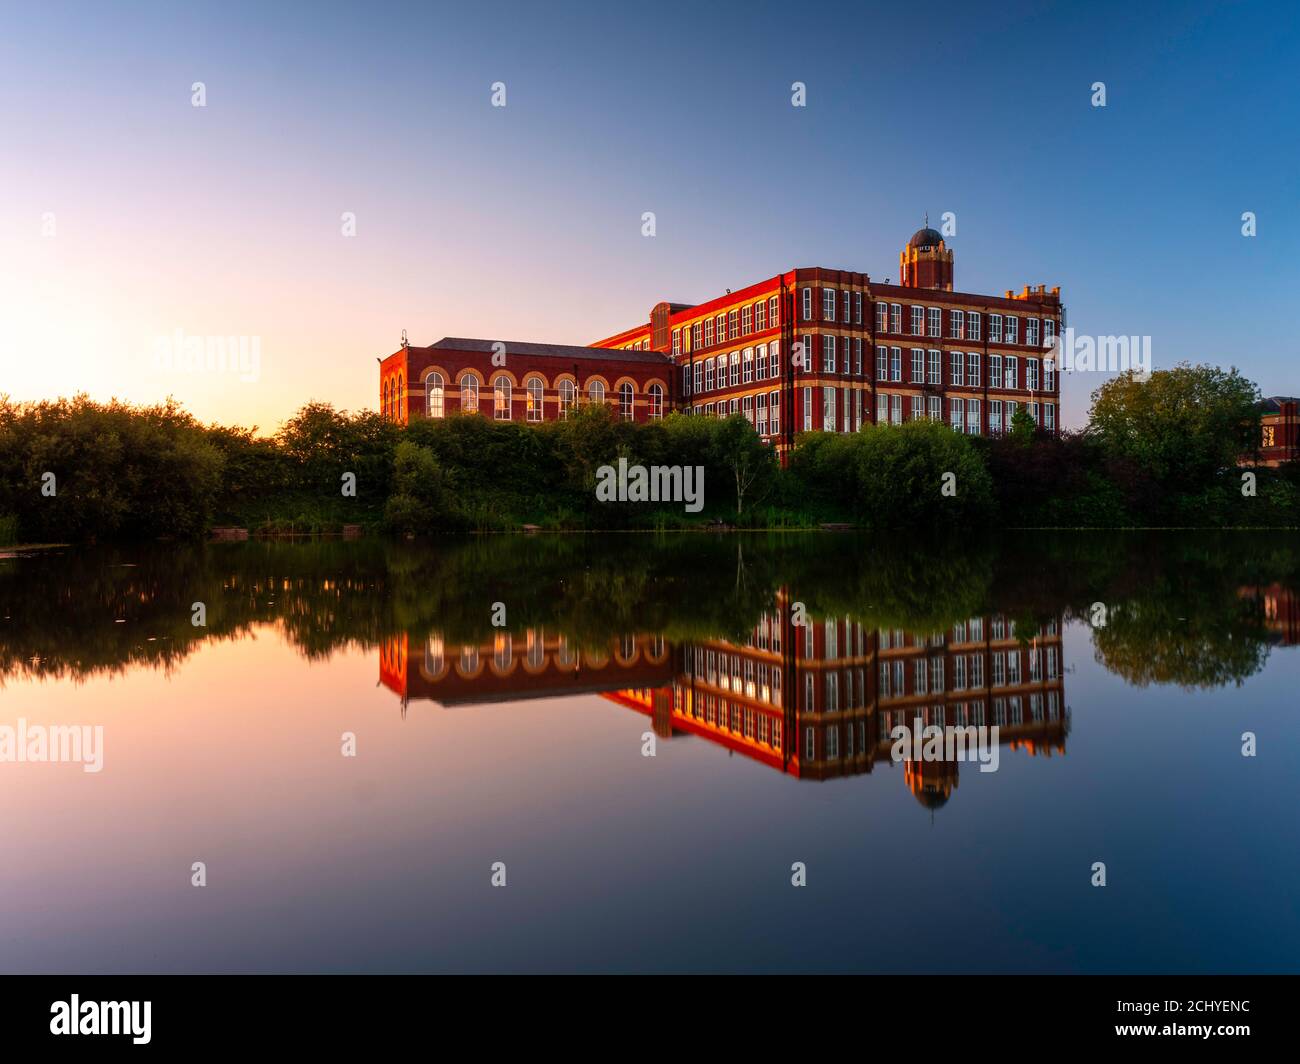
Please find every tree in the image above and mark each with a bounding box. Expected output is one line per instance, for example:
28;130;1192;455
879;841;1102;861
1087;363;1260;491
709;415;777;517
1007;406;1037;444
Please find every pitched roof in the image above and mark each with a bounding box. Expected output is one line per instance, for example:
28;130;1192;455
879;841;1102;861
425;337;671;364
1261;396;1300;412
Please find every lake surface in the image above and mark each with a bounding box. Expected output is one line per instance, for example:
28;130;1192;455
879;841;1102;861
1;532;1297;973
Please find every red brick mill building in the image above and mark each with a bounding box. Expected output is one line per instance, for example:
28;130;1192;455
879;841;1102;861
378;224;1064;459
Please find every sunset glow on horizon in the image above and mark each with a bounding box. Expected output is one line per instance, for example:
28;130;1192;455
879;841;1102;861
3;0;1297;434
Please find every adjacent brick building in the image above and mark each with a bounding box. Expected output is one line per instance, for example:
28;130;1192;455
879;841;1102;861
379;224;1064;459
1255;396;1299;466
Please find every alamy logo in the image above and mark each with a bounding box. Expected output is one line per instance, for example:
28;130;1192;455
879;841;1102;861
595;458;704;513
0;718;103;772
889;719;1000;773
152;329;261;383
1053;327;1151;378
50;995;151;1044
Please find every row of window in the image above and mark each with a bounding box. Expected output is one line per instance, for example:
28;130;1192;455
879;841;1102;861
416;372;664;422
689;390;784;437
669;295;783;356
873;347;1056;390
674;688;786;749
867;300;1056;348
877;647;1059;698
871;692;1063;742
792;386;1057;434
651;286;1059;361
681;338;1057;393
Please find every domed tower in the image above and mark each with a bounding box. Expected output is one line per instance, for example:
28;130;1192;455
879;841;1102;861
899;217;954;291
905;756;958;815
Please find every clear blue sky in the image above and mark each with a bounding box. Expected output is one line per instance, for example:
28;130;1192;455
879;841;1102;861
1;0;1295;429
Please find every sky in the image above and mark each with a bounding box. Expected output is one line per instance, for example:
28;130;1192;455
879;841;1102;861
1;0;1296;433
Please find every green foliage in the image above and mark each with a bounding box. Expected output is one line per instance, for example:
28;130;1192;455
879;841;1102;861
2;378;1294;543
790;420;994;528
1088;363;1261;494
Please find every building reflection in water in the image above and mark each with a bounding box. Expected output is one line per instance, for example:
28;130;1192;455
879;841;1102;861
379;591;1068;810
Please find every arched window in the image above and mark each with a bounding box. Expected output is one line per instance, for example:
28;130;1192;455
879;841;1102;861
587;380;605;405
494;632;512;670
559;379;575;418
526;376;543;422
395;376;403;421
649;383;663;420
619;382;634;420
382;379;389;419
494;376;511;420
527;629;545;668
460;645;479;672
426;372;444;419
425;636;444;675
460;376;479;414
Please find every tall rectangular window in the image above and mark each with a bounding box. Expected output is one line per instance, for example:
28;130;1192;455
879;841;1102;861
769;391;780;434
876;345;888;379
890;304;902;333
693;361;702;393
743;348;754;383
1044;357;1056;391
769;295;779;327
989;354;1003;388
823;387;837;432
672;329;681;356
1005;356;1018;389
802;288;813;320
823;335;836;372
877;392;888;423
823;288;836;321
803;386;813;430
704;358;715;391
950;350;964;386
891;394;902;425
967;352;980;387
756;392;767;435
730;351;740;386
990;400;1003;434
928;395;941;421
742;305;753;335
1043;317;1056;349
910;306;924;335
950;398;964;431
854;337;863;375
911;394;923;421
1044;402;1055;430
911;349;925;383
989;314;1003;342
854;291;863;324
704;318;714;347
755;301;766;332
755;343;767;382
716;314;725;343
728;309;739;339
891;347;901;382
949;309;964;338
876;301;888;332
967;312;981;341
770;341;781;378
1026;318;1040;347
966;398;980;434
1027;358;1040;390
927;307;941;337
928;349;941;385
1005;316;1018;344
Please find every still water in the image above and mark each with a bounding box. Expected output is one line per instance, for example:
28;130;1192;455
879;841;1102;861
1;532;1297;973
